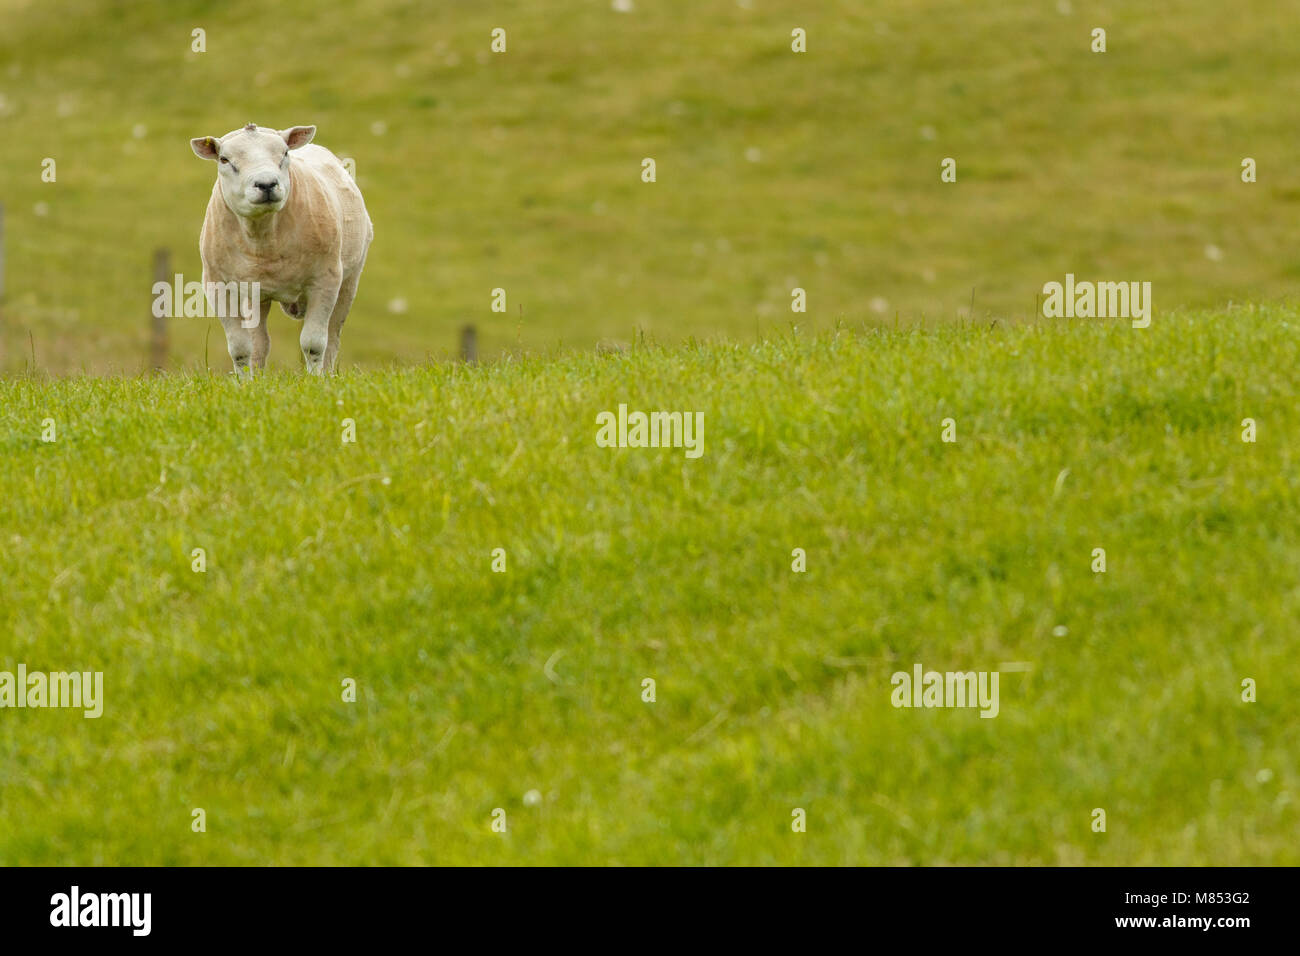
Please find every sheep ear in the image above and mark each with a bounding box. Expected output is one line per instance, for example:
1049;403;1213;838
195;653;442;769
281;125;316;150
191;136;221;160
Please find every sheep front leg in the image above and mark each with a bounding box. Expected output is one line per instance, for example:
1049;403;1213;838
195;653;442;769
299;280;341;375
219;312;256;377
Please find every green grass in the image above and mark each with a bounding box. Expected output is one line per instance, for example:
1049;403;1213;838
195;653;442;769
2;0;1300;373
1;307;1295;864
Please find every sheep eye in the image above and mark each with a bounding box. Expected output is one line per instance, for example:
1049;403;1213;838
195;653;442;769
219;156;229;165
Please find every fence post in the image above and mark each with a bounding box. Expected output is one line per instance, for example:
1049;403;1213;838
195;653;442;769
460;323;477;363
0;202;6;370
0;201;6;305
150;247;170;371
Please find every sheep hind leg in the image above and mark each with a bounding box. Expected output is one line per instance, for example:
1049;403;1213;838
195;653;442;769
299;281;341;375
324;272;359;374
250;299;273;370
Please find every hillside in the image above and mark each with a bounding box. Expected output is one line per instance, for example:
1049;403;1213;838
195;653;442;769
0;308;1295;864
2;0;1300;373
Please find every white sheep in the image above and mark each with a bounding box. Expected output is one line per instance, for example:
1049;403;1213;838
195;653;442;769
190;123;373;374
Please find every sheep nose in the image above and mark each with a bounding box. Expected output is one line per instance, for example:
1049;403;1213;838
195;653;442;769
253;178;278;193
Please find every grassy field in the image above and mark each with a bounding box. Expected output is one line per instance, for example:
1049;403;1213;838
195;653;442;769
2;0;1300;373
0;307;1295;865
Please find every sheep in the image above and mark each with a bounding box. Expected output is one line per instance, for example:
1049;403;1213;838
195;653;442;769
190;123;373;374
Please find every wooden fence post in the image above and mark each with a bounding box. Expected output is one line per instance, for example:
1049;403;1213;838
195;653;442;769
0;202;7;370
461;323;477;363
150;247;170;371
0;201;7;305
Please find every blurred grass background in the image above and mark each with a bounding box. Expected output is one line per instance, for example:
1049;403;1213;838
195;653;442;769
1;0;1299;374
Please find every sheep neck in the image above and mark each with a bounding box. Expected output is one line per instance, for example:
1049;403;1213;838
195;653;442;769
236;204;290;245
